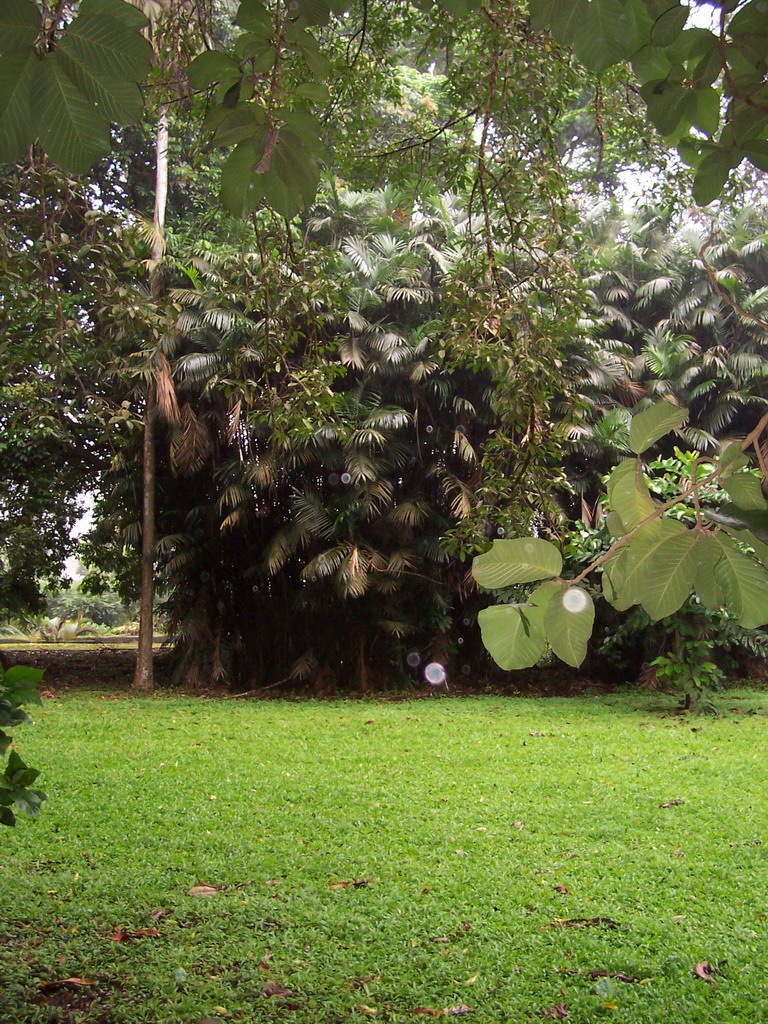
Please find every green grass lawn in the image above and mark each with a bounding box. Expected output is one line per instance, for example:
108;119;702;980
2;690;768;1024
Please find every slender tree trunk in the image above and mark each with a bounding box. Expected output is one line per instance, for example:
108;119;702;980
133;105;169;693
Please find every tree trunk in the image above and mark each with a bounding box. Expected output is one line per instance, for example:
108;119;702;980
133;403;157;692
133;105;169;693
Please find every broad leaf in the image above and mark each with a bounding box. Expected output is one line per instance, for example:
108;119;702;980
220;136;262;216
693;533;726;610
58;6;152;83
236;0;274;34
34;54;111;173
0;46;38;163
602;548;634;610
618;518;687;616
472;538;562;589
719;441;748;479
628;400;687;454
606;458;658;531
693;148;742;205
543;586;595;668
0;0;40;57
715;535;768;628
572;0;645;72
635;529;698;619
478;596;548;671
56;50;143;125
187;50;242;90
722;472;766;511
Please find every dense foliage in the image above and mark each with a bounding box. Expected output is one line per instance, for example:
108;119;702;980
4;0;768;694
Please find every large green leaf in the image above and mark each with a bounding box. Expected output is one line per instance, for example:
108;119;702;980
0;0;39;57
618;518;687;616
0;46;38;163
602;548;634;610
35;54;111;174
56;49;143;125
58;5;152;83
220;137;262;217
636;529;698;619
693;533;726;610
722;472;766;511
78;0;148;30
571;0;645;72
543;586;595;668
693;147;742;205
628;400;687;454
259;128;322;217
472;538;562;589
478;584;552;671
715;535;768;628
719;441;748;479
606;458;658;531
187;50;242;90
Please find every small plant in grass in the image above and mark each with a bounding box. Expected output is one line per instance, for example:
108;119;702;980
0;663;46;826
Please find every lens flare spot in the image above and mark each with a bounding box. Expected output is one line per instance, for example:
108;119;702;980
563;588;588;613
424;662;446;686
406;652;421;668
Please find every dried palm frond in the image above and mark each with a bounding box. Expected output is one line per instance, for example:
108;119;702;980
154;352;180;424
171;403;211;475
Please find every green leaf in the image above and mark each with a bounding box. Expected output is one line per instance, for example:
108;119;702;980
56;49;143;125
742;530;768;570
472;538;562;589
650;3;688;46
292;0;335;25
720;441;748;479
693;147;742;205
529;0;588;43
606;458;658;531
0;0;40;57
478;600;547;671
693;533;726;610
0;46;38;163
715;535;768;628
220;137;261;217
35;54;111;173
259;128;323;217
236;0;274;34
571;0;645;72
631;44;672;82
602;548;634;610
187;51;242;90
58;5;152;83
618;518;688;616
628;400;687;454
77;0;148;30
543;586;595;668
212;105;265;148
636;529;698;619
723;472;766;511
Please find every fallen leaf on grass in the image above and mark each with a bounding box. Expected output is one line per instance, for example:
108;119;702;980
550;917;620;929
513;821;525;830
110;928;160;942
542;1004;568;1019
588;971;638;983
188;884;225;896
330;877;371;889
412;1009;441;1018
553;885;569;894
262;980;295;1000
150;908;171;921
659;800;684;808
40;979;96;989
443;1005;472;1015
359;1004;377;1015
693;962;719;985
